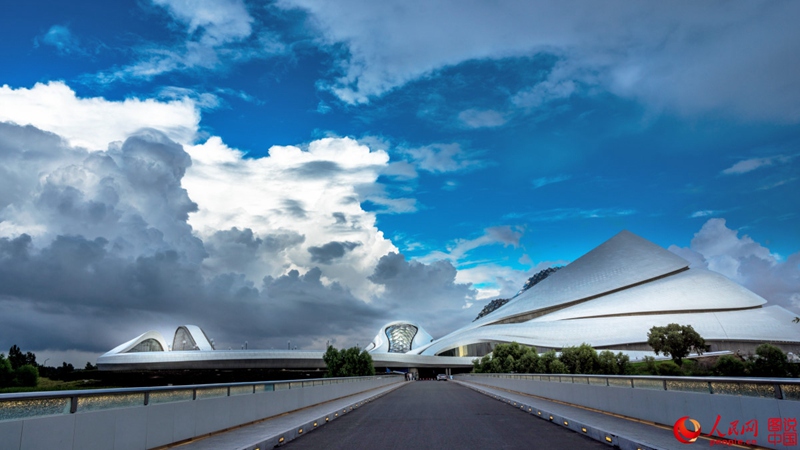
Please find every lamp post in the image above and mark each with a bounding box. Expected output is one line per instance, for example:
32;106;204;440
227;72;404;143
245;341;248;350
288;340;291;350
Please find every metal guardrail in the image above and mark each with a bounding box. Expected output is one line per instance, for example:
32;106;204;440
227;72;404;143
456;373;800;401
0;375;400;422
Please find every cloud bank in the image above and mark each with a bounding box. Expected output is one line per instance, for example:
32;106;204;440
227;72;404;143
280;0;800;122
0;83;482;360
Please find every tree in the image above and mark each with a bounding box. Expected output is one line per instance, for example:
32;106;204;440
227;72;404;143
647;324;706;366
559;344;600;374
15;364;39;387
750;344;789;378
323;346;375;377
0;354;13;387
8;345;24;370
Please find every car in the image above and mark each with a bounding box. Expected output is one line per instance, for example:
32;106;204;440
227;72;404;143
436;374;448;381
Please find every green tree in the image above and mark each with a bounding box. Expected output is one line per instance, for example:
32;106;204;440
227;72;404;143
549;360;568;374
15;364;39;387
647;324;706;366
750;344;789;378
537;350;558;374
713;355;747;377
323;346;374;377
598;350;619;375
515;349;540;373
0;354;13;387
616;352;631;375
8;345;24;370
559;343;600;374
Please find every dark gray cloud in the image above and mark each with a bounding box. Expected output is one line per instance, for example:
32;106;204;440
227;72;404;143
290;160;343;178
0;123;482;360
369;252;476;337
308;241;361;264
281;199;307;218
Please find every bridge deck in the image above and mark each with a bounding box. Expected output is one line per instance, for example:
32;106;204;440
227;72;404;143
282;381;608;450
168;380;692;450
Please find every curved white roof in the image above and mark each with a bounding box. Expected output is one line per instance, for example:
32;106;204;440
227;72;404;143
431;231;690;346
414;230;798;357
420;306;800;355
101;330;168;356
534;268;766;321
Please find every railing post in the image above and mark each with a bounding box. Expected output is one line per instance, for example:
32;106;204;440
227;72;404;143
775;384;783;400
192;389;197;400
708;382;714;394
69;396;78;413
630;379;634;388
144;392;150;406
663;380;667;391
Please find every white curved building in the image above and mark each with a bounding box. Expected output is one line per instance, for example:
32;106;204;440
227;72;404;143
410;230;800;357
97;231;800;371
366;320;434;353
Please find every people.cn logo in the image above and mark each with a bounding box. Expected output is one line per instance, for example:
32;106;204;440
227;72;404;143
673;416;702;444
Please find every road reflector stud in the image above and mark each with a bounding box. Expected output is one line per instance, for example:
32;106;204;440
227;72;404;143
605;436;613;443
326;417;329;422
549;415;554;421
581;427;587;433
314;422;318;427
298;428;303;434
563;420;569;426
279;437;285;444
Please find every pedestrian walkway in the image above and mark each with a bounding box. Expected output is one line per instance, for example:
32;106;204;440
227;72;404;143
162;381;405;450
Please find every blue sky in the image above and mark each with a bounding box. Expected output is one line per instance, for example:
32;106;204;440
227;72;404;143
0;0;798;364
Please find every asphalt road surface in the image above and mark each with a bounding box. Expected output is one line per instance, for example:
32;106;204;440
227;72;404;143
283;381;609;449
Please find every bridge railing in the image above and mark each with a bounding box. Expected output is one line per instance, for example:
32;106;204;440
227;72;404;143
456;373;800;400
0;375;397;422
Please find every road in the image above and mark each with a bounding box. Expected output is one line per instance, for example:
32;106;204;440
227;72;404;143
283;380;609;449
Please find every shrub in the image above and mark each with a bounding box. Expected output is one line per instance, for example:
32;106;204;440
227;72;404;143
750;344;789;378
657;361;683;376
713;355;747;377
15;364;39;387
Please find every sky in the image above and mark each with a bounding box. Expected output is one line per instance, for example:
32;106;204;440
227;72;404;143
0;0;798;366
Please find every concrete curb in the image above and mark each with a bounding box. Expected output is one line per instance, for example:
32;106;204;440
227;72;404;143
456;380;664;450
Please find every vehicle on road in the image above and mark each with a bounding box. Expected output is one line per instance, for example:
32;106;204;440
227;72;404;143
436;374;448;381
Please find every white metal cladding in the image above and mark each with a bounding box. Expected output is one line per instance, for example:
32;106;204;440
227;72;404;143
533;268;766;321
101;330;169;356
424;231;691;346
419;306;800;355
368;320;434;353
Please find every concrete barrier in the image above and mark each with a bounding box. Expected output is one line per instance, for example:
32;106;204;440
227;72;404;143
457;374;800;450
0;376;402;450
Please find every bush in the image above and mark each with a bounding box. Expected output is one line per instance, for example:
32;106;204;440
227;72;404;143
657;361;683;376
642;356;658;375
712;355;746;376
750;344;789;378
14;365;39;387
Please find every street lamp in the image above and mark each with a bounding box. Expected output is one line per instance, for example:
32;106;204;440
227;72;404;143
288;340;291;350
